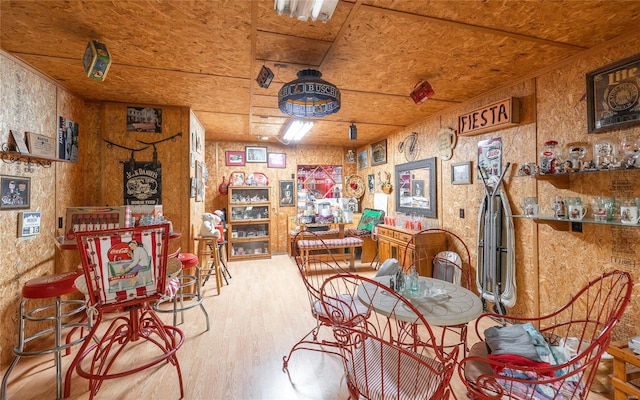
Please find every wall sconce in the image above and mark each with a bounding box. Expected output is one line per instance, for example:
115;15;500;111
349;123;357;140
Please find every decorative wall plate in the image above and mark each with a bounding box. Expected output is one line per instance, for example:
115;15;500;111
246;172;268;186
344;174;365;198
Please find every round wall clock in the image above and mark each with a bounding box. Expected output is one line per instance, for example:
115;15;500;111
344;174;365;198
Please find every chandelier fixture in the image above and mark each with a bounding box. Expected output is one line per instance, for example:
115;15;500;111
274;0;339;23
278;69;341;118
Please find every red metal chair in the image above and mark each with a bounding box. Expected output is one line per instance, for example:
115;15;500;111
402;228;473;357
63;223;184;399
282;231;369;370
320;273;458;399
458;270;632;399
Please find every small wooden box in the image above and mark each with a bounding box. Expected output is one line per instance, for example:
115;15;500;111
82;40;112;81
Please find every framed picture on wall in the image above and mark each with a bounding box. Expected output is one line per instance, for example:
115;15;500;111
586;54;640;133
451;161;472;185
1;176;30;210
279;180;295;207
246;146;267;163
126;106;162;133
195;161;205;202
226;151;245;166
357;149;368;170
370;139;387;166
268;152;286;168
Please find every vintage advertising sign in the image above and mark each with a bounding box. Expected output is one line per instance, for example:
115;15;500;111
123;161;162;206
477;137;503;179
458;97;520;136
587;54;640;133
18;211;41;237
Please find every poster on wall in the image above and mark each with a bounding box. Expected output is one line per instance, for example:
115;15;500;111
123;161;162;206
477;137;503;179
126;107;162;133
58;116;79;162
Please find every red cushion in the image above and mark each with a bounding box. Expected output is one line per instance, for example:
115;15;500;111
22;270;82;299
177;252;198;268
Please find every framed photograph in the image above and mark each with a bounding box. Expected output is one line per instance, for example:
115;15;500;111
587;54;640;133
357;149;368;170
367;174;375;193
412;179;425;196
195;161;205;202
268;152;286;168
189;177;196;198
226;151;245;166
279;180;295;207
451;161;472;185
1;176;30;209
126;106;162;133
246;146;267;163
370;139;387;166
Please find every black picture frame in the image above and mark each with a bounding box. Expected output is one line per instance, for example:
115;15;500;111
245;146;267;163
1;175;31;210
586;54;640;133
370;139;387;166
279;180;295;207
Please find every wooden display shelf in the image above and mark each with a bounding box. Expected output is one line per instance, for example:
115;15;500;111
1;150;71;167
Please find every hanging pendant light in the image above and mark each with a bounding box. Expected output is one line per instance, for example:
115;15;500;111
278;69;341;118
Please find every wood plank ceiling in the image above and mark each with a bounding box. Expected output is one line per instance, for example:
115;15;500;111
1;0;639;147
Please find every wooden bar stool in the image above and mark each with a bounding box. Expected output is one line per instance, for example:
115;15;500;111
1;271;89;400
194;235;223;295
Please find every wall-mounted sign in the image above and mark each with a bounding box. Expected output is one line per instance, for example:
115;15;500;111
18;211;41;237
458;97;520;136
124;161;162;206
437;127;457;160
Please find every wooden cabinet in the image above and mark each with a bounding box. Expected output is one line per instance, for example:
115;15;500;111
608;340;640;400
377;224;445;276
227;186;271;260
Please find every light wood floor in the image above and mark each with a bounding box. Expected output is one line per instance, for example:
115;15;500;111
2;254;611;400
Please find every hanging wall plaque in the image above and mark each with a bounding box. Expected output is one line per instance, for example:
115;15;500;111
123;161;162;206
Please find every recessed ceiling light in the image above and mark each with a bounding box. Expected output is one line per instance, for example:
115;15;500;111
260;136;270;141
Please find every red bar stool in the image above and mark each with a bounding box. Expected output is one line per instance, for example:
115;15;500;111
1;270;89;400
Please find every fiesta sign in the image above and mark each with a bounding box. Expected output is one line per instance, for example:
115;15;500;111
458;97;520;136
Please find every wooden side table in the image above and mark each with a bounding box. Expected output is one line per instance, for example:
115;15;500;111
608;340;640;400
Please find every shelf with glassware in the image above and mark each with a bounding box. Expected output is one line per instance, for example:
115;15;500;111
511;214;640;231
227;186;271;260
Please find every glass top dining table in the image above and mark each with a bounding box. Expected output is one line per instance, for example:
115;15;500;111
357;275;483;327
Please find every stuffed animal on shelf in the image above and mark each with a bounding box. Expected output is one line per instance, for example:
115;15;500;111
200;212;222;238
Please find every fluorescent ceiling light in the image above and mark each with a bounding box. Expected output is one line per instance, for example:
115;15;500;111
274;0;338;23
283;119;314;141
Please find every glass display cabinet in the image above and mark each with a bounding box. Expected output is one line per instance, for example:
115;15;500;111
227;186;271;260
